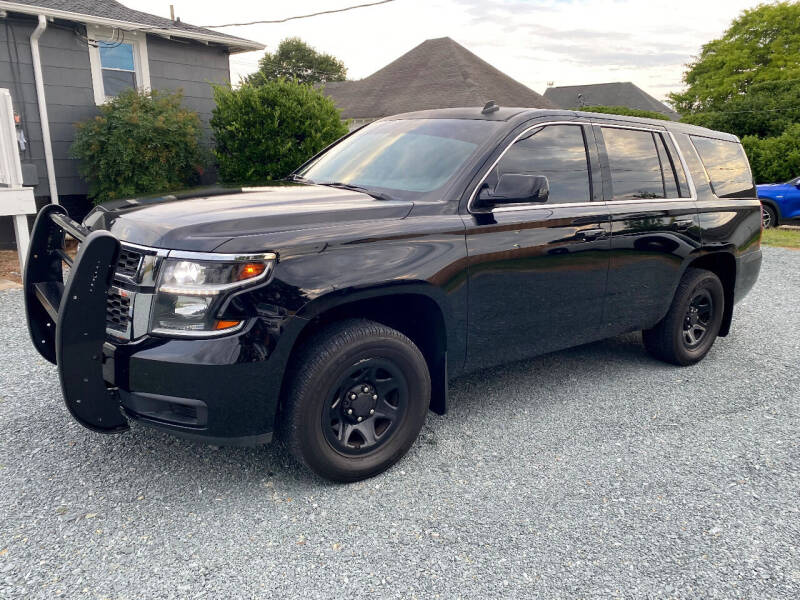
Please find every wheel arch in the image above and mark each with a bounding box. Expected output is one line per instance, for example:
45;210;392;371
683;251;737;337
758;196;782;219
281;283;452;417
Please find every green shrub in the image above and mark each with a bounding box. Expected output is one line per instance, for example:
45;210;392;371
71;89;205;204
576;105;671;121
210;79;349;184
742;123;800;184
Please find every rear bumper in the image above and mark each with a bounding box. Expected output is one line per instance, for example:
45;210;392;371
734;248;762;304
23;206;298;446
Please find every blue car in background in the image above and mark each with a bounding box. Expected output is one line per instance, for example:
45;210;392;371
758;176;800;228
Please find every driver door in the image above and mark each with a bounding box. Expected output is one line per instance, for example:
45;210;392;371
462;122;611;371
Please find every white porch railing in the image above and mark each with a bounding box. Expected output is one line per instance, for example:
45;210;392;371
0;88;36;271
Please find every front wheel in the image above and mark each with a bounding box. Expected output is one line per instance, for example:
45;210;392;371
643;268;725;366
279;319;430;482
761;203;777;229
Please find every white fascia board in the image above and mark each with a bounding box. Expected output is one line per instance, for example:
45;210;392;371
0;1;265;53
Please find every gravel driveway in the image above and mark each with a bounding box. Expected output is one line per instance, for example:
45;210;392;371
1;247;798;599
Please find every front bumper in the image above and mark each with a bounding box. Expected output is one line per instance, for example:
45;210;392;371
23;206;296;445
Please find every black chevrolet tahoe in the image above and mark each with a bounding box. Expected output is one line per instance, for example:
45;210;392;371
24;107;763;481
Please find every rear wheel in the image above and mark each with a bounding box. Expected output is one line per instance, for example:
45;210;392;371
761;203;777;229
279;319;430;482
643;268;724;366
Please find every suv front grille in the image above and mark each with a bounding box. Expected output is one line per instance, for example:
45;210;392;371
106;289;131;333
116;248;143;280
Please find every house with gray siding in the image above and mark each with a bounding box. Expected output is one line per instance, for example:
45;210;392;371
0;0;262;248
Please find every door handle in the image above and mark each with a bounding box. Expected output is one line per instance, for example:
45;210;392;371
578;228;606;240
674;219;694;231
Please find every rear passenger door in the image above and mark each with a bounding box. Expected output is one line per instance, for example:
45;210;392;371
595;123;701;334
463;122;611;371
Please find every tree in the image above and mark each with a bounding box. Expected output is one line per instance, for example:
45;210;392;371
681;79;800;139
742;123;800;184
210;79;349;184
246;38;347;86
71;89;205;203
577;105;670;121
669;2;800;114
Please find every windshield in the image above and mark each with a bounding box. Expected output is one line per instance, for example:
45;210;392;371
297;119;501;199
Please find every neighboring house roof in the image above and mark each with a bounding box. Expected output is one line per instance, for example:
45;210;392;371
544;82;680;120
0;0;264;52
322;37;556;120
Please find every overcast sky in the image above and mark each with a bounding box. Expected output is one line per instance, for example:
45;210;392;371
128;0;763;105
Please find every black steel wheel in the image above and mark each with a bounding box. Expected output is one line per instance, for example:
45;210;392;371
643;268;724;366
279;319;430;482
323;359;410;455
761;203;777;229
682;289;714;349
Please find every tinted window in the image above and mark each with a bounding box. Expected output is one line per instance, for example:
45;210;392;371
487;124;591;203
663;134;691;197
654;134;679;197
602;127;666;200
690;136;755;198
299;119;500;196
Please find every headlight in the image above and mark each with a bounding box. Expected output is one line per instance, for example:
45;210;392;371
150;253;275;337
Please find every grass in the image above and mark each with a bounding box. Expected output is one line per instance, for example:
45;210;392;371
762;227;800;249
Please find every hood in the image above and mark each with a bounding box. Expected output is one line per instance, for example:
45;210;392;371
84;184;414;251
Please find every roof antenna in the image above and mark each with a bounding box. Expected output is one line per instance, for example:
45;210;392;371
482;101;499;114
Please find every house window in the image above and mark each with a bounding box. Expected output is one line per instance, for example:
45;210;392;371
99;42;136;96
87;25;150;105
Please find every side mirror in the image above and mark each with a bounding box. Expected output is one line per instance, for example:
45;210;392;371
477;174;549;208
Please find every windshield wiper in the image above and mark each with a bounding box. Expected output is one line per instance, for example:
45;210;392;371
318;182;394;201
287;173;312;183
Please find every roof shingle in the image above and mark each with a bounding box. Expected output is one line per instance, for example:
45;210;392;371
323;37;556;120
544;82;679;120
1;0;262;51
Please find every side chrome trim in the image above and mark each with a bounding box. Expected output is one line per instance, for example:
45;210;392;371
490;197;698;213
467;119;699;214
467;120;582;214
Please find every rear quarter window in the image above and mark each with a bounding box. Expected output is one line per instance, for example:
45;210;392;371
690;136;755;198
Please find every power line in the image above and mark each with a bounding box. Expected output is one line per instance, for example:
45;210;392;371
687;106;800;115
202;0;396;28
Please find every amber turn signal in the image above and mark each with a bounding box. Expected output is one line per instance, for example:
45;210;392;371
238;262;266;281
214;320;242;330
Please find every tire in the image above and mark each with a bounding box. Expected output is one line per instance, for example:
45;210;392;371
279;319;430;482
761;203;777;229
642;268;725;366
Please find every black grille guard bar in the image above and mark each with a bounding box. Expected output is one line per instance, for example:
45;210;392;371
23;204;129;433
